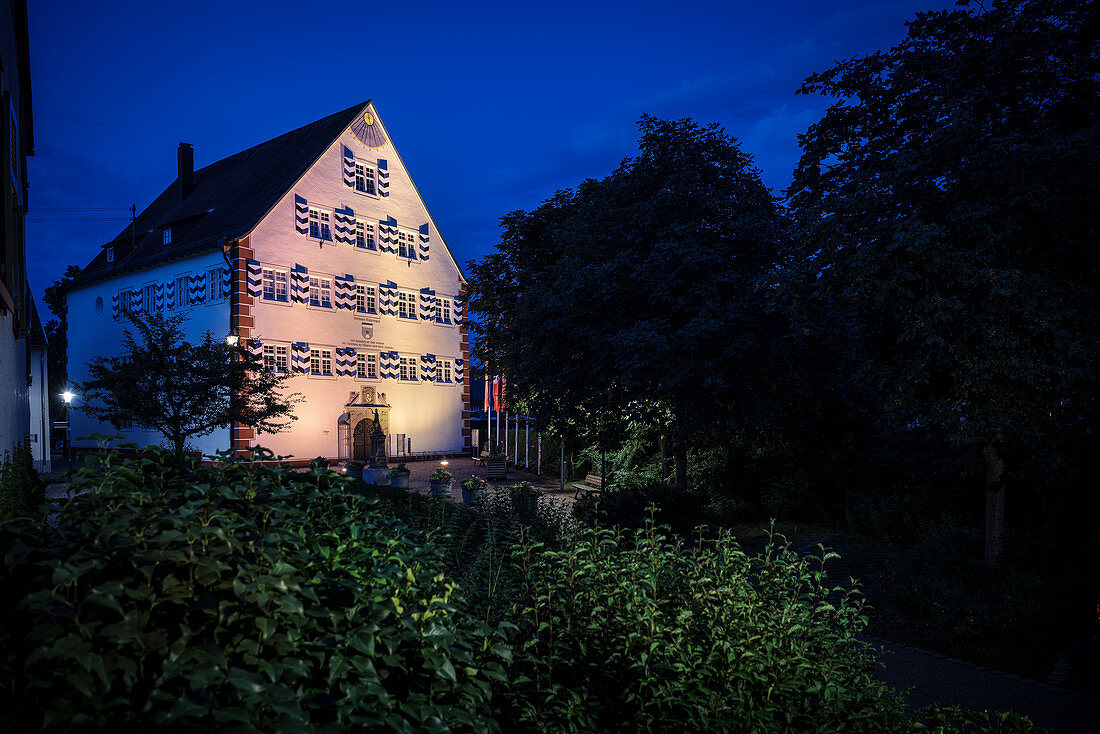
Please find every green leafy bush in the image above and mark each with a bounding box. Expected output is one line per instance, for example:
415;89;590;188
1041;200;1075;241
0;438;42;522
1;447;508;731
499;519;910;731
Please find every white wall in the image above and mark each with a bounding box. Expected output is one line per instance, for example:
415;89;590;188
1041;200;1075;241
66;251;231;456
247;102;465;459
28;345;50;471
0;309;30;457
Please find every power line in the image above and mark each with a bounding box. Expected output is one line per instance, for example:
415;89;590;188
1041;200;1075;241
33;207;132;212
28;217;132;222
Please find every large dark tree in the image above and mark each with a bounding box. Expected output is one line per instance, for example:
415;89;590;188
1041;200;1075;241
81;312;302;459
468;116;797;489
788;0;1099;560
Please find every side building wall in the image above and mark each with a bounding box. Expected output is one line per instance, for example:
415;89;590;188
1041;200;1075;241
66;250;232;456
0;310;29;457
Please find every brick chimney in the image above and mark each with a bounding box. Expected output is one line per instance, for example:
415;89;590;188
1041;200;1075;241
177;142;194;203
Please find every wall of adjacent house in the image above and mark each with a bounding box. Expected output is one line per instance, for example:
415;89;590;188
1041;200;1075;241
0;310;30;457
28;343;50;471
65;251;231;456
244;103;466;460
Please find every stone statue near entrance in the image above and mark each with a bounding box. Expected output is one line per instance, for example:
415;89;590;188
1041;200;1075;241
368;409;388;469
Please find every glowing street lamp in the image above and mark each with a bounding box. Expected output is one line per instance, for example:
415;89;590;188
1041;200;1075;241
61;390;75;405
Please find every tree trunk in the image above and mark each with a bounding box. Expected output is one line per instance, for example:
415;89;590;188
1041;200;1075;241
674;442;687;494
983;435;1006;566
659;433;669;485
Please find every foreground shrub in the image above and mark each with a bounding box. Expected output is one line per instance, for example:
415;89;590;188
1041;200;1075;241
0;447;507;731
0;439;43;522
499;518;909;732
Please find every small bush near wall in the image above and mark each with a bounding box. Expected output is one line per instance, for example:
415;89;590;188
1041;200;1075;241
0;439;42;522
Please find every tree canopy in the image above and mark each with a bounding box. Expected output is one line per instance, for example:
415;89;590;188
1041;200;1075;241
468;116;797;482
788;0;1098;484
81;312;302;458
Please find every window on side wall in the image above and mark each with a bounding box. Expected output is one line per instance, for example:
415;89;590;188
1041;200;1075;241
398;355;417;381
397;290;416;320
308;207;332;241
435;359;453;383
355;221;376;250
434;298;451;324
354;162;376;195
309;275;332;308
356;284;377;314
172;275;188;309
397;230;417;260
262;267;289;302
310;348;333;376
206;267;223;303
142;284;156;314
356;352;379;379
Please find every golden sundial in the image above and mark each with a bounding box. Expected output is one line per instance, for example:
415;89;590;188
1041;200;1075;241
351;109;386;148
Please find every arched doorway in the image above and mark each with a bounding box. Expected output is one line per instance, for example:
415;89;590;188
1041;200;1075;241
352;419;370;461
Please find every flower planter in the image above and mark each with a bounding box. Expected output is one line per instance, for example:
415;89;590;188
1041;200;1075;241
429;480;452;499
391;472;411;489
486;459;507;480
345;465;364;480
461;487;483;505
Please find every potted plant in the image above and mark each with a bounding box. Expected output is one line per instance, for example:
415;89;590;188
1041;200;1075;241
486;444;508;480
428;467;453;499
389;462;411;488
510;481;539;515
461;475;488;504
344;460;364;480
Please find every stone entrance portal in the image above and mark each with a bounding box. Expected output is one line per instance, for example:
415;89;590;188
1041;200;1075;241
340;387;390;460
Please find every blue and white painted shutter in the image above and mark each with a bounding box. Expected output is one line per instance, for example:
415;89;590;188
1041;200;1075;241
418;223;430;261
452;296;465;324
342;146;355;188
454;358;465;383
111;292;120;320
377;216;397;254
291;264;309;304
419;287;435;321
246;260;263;298
220;266;231;300
335;347;356;377
188;273;205;305
248;339;264;360
334;274;355;310
379;351;399;380
294;194;309;234
166;278;176;309
292;342;310;374
376;159;389;197
378;280;398;316
420;353;436;382
335;206;356;246
154;282;164;311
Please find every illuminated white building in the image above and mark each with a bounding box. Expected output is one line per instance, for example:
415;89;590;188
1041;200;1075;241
64;102;470;461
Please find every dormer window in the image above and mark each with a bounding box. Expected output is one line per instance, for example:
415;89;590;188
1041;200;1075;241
163;228;172;245
105;247;115;263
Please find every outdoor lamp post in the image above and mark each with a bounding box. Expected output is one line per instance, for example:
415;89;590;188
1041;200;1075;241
61;390;75;467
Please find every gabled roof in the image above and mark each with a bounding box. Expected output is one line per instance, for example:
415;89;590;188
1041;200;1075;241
68;101;369;288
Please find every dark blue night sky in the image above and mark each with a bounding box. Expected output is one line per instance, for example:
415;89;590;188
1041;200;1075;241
26;0;951;306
